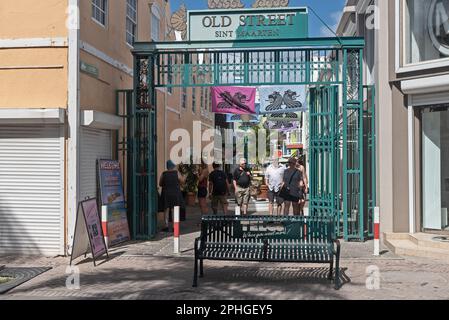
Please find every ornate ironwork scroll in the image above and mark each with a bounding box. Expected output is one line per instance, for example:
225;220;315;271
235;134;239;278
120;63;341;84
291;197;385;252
136;57;151;109
252;0;289;8
346;49;361;101
208;0;245;9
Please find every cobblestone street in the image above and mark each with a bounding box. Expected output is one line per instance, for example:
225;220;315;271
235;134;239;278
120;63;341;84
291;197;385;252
1;207;449;300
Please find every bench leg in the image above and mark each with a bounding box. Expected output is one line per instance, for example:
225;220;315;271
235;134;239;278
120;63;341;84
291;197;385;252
200;259;204;278
334;256;340;290
193;254;199;288
328;259;334;280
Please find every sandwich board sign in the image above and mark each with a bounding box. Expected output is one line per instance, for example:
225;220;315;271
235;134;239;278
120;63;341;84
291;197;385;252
70;198;109;266
98;160;125;206
97;160;130;247
105;204;131;247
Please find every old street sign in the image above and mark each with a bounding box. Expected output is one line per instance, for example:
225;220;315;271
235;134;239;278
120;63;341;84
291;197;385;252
188;7;308;42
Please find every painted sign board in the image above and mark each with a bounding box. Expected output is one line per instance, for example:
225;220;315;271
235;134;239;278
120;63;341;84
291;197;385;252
107;205;131;247
188;7;308;42
98;160;125;206
70;198;108;266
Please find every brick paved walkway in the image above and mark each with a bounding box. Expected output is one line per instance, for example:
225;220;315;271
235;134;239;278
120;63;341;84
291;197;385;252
1;206;449;300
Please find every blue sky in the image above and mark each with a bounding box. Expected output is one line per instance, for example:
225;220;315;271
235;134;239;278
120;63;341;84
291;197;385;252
169;0;346;37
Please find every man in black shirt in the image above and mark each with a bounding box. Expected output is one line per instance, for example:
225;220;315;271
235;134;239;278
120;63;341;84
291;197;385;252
233;158;252;215
209;163;230;215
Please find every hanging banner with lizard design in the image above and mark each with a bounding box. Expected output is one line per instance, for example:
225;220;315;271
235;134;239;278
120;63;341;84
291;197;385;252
259;85;307;114
211;86;257;115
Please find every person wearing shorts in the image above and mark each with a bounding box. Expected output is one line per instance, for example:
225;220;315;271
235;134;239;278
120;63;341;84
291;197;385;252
209;163;229;215
296;158;309;215
233;158;252;215
265;158;285;216
282;158;304;216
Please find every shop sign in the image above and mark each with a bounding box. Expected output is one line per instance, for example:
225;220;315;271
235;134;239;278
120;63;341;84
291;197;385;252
80;61;99;78
188;7;308;41
98;160;125;206
106;205;130;247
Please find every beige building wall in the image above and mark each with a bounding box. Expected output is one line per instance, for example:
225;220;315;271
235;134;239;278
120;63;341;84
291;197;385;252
0;0;68;38
0;48;68;108
374;0;410;233
0;0;69;109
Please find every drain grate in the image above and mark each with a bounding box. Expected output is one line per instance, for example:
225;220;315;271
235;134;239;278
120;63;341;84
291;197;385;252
0;267;52;294
432;236;449;242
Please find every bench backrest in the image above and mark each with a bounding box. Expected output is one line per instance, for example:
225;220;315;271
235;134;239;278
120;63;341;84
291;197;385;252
200;215;335;244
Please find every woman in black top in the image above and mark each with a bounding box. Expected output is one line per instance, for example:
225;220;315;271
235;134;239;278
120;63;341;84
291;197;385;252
159;160;185;232
281;158;304;216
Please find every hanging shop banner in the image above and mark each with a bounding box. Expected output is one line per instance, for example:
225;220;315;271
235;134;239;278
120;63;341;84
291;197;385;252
264;121;299;131
226;113;260;123
98;160;125;206
107;204;131;247
188;7;309;42
211;86;257;115
70;198;108;266
259;85;307;114
266;112;301;122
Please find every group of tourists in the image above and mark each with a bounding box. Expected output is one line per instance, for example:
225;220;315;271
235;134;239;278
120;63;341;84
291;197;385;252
158;160;231;231
158;156;308;232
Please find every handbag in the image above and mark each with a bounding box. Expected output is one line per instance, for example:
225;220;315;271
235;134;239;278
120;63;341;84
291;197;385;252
279;170;298;200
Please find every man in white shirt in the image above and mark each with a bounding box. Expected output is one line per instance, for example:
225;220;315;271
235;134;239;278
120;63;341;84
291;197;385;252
265;157;286;216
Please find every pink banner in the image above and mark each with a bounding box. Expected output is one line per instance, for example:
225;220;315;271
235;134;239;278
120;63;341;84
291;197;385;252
211;86;257;115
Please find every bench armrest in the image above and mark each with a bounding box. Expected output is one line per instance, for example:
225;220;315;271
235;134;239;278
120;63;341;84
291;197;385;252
333;239;341;257
194;237;201;251
194;237;201;252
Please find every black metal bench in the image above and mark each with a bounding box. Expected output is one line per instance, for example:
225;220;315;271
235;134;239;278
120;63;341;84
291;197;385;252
193;215;341;289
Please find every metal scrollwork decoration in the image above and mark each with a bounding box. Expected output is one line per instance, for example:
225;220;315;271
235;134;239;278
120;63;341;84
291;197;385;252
252;0;289;8
208;0;245;9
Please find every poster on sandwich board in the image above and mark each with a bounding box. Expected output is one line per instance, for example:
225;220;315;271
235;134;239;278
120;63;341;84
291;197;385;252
70;198;108;266
98;160;125;206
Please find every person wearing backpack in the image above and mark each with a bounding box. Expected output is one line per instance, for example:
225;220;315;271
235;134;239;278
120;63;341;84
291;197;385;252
208;162;230;215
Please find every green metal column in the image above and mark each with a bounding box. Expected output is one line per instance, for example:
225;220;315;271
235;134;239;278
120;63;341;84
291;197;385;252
309;85;339;234
342;47;365;241
358;49;365;241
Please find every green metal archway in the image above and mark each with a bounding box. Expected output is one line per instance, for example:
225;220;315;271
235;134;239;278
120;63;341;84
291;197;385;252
122;35;376;241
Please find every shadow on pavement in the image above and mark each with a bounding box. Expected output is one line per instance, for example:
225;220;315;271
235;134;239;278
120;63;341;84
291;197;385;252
7;257;349;300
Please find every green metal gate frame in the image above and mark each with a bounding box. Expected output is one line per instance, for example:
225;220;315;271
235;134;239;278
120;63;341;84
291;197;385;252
123;36;375;241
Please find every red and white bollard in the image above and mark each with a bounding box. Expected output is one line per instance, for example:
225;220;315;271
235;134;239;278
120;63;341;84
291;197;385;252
101;205;109;249
174;206;180;254
374;207;380;256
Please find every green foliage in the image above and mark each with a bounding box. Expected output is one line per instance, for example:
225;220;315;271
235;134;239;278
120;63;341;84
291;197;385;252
178;162;199;193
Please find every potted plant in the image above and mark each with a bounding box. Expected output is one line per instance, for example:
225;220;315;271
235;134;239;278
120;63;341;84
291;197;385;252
179;162;199;206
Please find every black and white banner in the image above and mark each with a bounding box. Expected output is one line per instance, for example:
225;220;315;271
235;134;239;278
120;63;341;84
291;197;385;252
259;85;307;114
